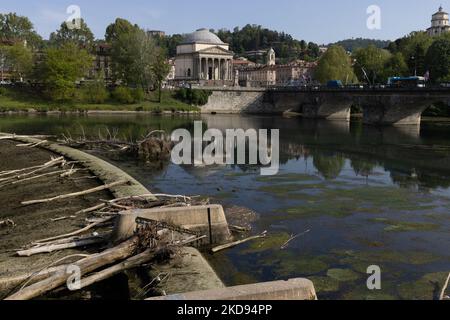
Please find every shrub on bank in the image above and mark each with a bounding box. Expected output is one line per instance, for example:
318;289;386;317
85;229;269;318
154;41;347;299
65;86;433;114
175;88;212;106
80;81;109;104
0;87;7;96
112;87;145;104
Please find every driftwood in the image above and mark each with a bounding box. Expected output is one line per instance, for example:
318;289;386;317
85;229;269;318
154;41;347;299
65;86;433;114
21;180;129;206
440;272;450;301
75;203;106;215
211;231;267;253
16;140;48;148
33;217;115;244
280;229;311;250
17;237;105;257
5;236;140;300
0;168;82;189
0;157;65;183
77;249;155;290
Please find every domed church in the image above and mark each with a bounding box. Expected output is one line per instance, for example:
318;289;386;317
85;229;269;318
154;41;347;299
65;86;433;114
175;28;234;84
427;6;450;36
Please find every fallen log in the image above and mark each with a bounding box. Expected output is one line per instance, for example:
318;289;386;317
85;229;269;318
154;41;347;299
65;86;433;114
211;231;267;254
21;180;129;206
0;219;16;228
5;236;139;300
77;249;155;290
33;217;115;244
17;237;105;257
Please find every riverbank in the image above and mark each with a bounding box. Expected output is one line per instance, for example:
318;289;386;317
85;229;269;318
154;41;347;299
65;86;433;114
0;89;199;113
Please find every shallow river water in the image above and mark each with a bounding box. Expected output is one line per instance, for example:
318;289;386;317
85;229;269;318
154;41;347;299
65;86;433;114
1;113;449;300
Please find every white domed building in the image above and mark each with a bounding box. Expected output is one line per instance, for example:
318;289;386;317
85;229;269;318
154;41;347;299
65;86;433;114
427;6;450;36
175;28;234;84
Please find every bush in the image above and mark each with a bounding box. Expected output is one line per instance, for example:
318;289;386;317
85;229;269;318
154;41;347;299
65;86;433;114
131;88;145;102
175;88;211;106
80;81;109;104
112;87;134;104
112;87;145;104
0;87;7;96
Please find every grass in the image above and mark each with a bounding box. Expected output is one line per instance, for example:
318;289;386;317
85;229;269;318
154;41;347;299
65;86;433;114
0;88;199;113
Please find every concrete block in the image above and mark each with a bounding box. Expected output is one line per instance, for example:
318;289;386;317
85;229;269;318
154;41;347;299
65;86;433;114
148;278;317;301
112;205;232;245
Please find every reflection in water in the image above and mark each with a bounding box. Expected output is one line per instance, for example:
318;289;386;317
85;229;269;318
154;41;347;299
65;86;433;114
1;113;450;300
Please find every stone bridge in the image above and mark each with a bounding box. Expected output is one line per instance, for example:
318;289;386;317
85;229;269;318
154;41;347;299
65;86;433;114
200;87;450;125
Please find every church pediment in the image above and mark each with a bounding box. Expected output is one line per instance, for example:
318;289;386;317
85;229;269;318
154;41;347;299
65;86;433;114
197;46;233;55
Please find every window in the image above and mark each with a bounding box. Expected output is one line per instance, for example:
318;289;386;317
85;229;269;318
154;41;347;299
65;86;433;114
187;68;191;77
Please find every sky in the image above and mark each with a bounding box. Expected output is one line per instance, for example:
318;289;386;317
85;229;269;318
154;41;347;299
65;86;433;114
1;0;449;44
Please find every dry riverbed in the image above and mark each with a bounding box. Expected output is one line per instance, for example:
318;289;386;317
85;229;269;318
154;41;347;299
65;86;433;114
0;140;113;298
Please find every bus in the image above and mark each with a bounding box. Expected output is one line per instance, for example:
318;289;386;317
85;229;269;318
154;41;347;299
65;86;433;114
387;76;426;88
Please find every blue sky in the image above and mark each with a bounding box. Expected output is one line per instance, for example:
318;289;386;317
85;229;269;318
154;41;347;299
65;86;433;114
1;0;449;44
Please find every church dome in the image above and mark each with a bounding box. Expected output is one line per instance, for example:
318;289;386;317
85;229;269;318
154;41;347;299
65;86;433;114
182;28;225;44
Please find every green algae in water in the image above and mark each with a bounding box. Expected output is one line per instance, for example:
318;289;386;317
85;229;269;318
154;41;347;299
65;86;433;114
309;276;341;293
270;254;330;277
241;233;292;254
370;218;440;233
397;272;449;300
256;173;321;183
334;249;441;266
327;269;361;282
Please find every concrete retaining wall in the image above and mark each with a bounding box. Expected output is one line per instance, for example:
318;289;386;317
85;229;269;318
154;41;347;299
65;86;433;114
149;278;317;301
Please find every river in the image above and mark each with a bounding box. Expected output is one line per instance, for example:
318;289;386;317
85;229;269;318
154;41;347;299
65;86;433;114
1;113;449;300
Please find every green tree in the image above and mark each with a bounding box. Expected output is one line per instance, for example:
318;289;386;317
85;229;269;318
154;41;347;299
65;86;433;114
37;42;92;101
314;45;357;84
49;19;94;50
151;50;170;103
425;38;450;82
353;45;391;84
108;21;157;90
1;43;33;81
105;18;139;43
394;32;433;76
381;52;408;81
0;13;42;48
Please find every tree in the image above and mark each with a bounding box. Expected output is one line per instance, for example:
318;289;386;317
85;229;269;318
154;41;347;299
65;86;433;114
393;32;433;76
108;22;157;90
353;45;391;84
105;18;139;43
37;42;92;101
151;50;170;103
0;13;42;48
425;38;450;82
50;19;94;50
381;52;408;81
1;43;33;81
314;45;357;84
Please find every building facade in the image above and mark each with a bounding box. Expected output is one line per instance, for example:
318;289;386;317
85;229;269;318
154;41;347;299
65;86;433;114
427;6;450;36
175;28;234;85
234;48;316;87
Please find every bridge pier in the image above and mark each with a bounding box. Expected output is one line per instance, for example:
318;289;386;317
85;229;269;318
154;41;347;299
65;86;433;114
359;96;431;126
302;96;352;121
